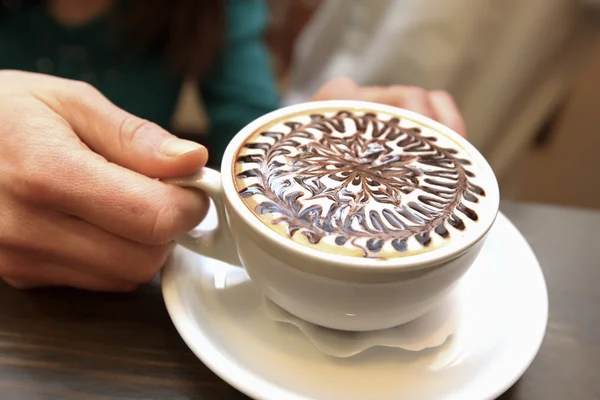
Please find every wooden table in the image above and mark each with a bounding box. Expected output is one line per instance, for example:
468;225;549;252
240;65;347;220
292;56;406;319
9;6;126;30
0;203;598;400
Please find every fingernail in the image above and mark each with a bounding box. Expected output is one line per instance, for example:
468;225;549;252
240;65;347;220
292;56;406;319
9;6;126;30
159;138;203;157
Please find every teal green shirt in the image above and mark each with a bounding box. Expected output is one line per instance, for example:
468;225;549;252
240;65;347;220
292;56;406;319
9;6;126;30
0;0;280;163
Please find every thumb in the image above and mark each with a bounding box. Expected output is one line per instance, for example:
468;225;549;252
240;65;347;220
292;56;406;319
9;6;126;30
42;81;208;178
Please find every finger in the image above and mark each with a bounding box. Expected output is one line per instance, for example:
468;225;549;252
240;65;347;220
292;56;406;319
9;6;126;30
0;252;139;292
17;146;210;245
429;90;467;137
35;77;207;178
0;206;174;283
52;214;176;284
309;77;361;101
360;86;438;120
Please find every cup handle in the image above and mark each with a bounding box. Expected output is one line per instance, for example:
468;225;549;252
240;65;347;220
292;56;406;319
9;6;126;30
162;168;242;267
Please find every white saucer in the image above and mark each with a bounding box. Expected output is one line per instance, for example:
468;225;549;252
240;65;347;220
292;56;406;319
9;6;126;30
162;212;548;400
262;288;460;358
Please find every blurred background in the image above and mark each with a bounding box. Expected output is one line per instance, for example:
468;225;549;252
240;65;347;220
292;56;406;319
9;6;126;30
173;0;600;210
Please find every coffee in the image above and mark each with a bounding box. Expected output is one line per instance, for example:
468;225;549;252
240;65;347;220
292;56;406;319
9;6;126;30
233;107;490;259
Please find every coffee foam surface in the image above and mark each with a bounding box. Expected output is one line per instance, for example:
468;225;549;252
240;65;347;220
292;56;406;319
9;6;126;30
233;107;492;259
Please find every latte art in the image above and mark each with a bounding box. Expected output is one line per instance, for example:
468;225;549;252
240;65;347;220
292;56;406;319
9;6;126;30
233;109;488;259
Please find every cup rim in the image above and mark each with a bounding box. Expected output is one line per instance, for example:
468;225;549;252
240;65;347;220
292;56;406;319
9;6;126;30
220;100;500;275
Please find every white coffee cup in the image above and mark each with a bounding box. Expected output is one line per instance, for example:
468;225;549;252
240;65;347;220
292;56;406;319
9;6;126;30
165;100;500;332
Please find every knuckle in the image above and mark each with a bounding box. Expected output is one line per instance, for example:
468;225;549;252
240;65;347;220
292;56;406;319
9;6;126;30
151;204;176;245
146;195;178;246
70;80;99;97
117;114;155;151
20;164;54;200
20;154;71;205
2;120;78;206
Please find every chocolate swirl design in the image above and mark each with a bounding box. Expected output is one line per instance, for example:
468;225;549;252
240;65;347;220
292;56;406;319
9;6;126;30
234;110;486;259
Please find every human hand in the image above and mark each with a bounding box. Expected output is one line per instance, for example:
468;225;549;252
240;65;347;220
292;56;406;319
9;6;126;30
0;71;208;292
310;78;466;137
